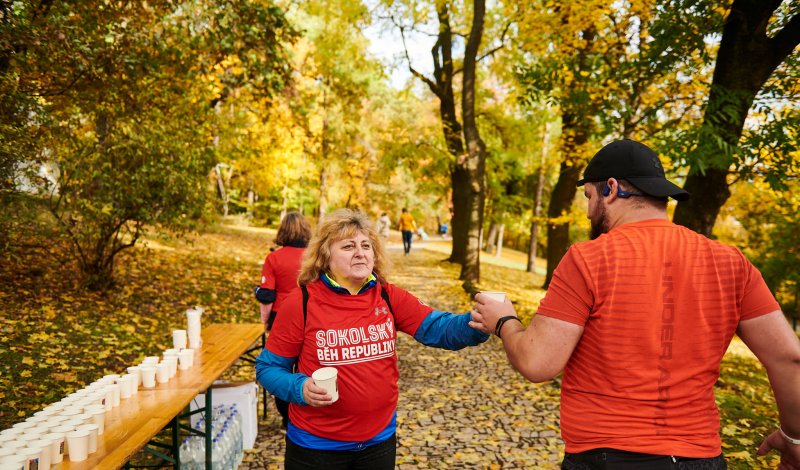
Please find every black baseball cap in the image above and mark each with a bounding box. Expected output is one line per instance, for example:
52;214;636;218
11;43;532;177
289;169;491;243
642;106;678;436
576;139;690;201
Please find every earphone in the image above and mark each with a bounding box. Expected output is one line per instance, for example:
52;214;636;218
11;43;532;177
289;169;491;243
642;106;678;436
602;184;642;199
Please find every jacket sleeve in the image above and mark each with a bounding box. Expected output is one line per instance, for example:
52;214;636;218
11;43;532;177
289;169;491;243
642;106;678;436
413;309;490;350
255;348;309;405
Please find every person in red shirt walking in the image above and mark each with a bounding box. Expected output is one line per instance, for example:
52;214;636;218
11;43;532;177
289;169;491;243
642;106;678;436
471;140;800;469
255;211;312;428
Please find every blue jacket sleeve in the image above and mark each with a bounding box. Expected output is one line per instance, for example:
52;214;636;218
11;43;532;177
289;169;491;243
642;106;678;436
413;310;490;350
255;348;309;405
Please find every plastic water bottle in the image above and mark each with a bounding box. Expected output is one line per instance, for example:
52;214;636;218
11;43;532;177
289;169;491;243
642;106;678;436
211;437;224;470
179;438;194;470
190;436;205;470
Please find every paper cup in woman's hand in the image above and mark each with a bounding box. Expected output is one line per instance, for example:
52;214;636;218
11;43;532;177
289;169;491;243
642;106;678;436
312;367;339;403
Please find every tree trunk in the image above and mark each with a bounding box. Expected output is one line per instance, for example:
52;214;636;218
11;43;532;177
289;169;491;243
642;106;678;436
673;0;800;236
495;223;505;258
528;123;549;273
544;111;589;288
484;223;497;253
458;0;486;292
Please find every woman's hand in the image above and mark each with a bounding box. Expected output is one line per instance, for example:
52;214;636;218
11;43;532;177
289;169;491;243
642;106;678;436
302;378;335;407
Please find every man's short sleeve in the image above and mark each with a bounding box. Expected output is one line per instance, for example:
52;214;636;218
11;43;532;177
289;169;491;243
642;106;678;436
739;258;781;321
536;247;594;326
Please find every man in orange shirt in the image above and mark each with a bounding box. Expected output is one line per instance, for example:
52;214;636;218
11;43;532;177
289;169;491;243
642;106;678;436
471;140;800;469
398;208;417;256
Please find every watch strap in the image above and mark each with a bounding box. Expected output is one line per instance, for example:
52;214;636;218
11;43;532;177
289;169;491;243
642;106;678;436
494;316;522;338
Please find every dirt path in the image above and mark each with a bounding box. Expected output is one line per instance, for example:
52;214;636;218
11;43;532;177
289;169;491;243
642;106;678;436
241;243;564;469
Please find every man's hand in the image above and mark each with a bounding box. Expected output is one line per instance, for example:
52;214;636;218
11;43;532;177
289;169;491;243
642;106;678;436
470;292;518;335
757;429;800;470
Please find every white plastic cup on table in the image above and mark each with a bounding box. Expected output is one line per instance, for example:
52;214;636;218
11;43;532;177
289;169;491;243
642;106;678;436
11;421;38;433
155;363;170;384
84;407;105;435
172;329;187;350
163;348;179;358
61;417;87;431
19;445;44;470
117;376;132;399
0;454;28;470
311;367;339;403
0;427;22;440
50;425;76;455
126;366;141;386
109;383;121;407
100;374;120;385
27;438;53;470
0;447;19;460
480;291;507;302
42;432;65;464
75;424;98;454
122;372;139;395
186;307;203;348
163;357;178;378
65;429;90;462
140;366;157;388
142;356;159;366
86;391;109;412
177;349;194;370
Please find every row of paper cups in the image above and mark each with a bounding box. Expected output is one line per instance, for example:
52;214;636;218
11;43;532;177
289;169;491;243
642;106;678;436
0;347;197;468
0;374;123;469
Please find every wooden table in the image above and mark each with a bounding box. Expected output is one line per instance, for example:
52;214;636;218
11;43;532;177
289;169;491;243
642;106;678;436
61;323;264;470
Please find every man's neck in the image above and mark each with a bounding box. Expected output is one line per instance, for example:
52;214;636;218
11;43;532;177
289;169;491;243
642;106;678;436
609;206;669;230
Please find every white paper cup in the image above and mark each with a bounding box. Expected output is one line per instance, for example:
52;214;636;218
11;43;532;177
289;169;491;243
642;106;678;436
140;366;157;388
0;447;18;459
0;454;28;470
172;330;187;350
312;367;339;403
75;424;98;454
122;373;138;395
61;417;87;431
481;291;507;302
186;308;203;348
164;357;178;378
21;444;46;470
0;430;22;444
163;348;179;357
65;429;90;462
25;414;51;427
177;349;194;370
11;421;38;432
84;406;105;435
42;432;66;464
117;376;132;399
0;440;27;451
126;366;141;386
109;383;121;407
86;391;110;412
155;363;170;384
142;356;159;365
28;438;53;470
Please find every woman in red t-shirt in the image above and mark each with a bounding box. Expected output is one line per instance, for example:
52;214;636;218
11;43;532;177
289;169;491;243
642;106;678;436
255;211;312;427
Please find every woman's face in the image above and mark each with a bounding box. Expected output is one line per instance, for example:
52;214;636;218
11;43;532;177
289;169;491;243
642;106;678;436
327;231;375;292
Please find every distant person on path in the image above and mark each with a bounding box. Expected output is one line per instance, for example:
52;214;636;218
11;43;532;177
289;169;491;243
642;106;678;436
256;208;489;469
398;207;416;256
254;211;312;428
376;212;391;239
470;140;800;469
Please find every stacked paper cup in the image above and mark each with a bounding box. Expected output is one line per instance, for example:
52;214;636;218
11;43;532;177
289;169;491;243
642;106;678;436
186;307;203;349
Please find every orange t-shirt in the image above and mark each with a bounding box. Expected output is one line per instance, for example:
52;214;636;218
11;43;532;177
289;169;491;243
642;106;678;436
537;219;779;457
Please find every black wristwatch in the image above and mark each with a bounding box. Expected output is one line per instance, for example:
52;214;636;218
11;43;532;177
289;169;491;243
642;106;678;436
494;316;522;338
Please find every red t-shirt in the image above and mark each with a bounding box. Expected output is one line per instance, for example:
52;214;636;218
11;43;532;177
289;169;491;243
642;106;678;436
260;246;305;311
537;219;779;457
266;280;433;441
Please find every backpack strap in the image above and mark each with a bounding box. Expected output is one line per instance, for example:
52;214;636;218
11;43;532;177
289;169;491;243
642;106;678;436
380;284;394;318
301;284;309;326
